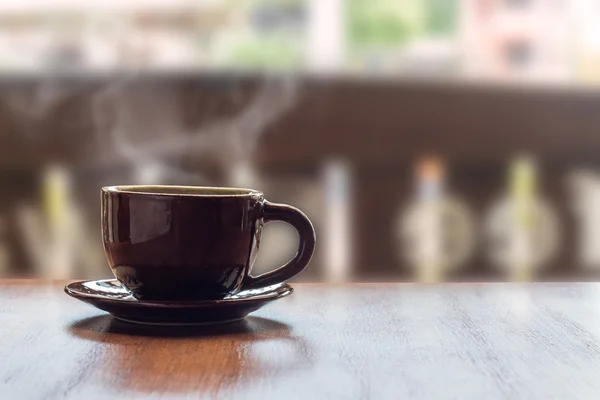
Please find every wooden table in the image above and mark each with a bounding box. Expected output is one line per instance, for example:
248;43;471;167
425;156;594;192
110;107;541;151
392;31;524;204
1;281;600;399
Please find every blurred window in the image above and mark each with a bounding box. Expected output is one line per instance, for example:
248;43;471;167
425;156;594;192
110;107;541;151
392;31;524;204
0;0;599;85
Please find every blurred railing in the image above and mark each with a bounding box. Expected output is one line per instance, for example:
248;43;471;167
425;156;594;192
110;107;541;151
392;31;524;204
1;74;600;283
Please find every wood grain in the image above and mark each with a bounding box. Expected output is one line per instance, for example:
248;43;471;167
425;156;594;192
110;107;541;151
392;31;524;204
2;281;600;399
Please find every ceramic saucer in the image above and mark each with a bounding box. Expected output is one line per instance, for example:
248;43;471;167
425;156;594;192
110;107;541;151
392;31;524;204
65;279;293;326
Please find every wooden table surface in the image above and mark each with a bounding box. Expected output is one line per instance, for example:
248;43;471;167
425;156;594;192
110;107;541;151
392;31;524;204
2;281;600;399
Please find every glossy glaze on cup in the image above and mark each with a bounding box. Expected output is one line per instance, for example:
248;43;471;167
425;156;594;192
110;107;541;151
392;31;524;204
102;185;315;301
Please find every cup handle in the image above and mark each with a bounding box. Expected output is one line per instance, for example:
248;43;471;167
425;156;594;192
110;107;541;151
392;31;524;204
242;201;316;290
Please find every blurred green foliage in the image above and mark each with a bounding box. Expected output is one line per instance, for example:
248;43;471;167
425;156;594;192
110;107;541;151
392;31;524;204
221;0;304;68
222;0;460;69
347;0;458;50
229;34;304;68
425;0;459;35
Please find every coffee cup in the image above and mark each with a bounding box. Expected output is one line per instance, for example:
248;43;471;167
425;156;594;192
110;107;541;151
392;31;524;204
101;185;316;301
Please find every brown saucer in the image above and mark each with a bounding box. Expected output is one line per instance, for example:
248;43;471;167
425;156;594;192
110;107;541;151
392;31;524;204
65;279;293;326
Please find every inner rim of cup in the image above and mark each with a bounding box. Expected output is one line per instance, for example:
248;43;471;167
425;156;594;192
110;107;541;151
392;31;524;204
103;185;263;197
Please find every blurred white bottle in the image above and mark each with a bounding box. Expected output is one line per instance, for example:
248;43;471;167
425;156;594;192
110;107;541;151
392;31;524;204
411;158;444;281
323;159;353;283
485;155;559;281
569;170;600;271
43;164;76;279
15;165;100;279
398;157;475;282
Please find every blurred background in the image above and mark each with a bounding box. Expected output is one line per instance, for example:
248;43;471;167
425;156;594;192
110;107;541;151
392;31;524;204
1;0;600;283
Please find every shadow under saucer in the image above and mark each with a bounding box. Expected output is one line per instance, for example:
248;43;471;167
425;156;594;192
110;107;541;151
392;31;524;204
68;314;291;340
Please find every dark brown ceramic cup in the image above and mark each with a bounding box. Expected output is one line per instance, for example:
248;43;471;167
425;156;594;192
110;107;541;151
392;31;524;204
101;185;315;301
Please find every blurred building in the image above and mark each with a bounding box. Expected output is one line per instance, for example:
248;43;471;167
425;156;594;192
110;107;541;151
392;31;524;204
461;0;571;82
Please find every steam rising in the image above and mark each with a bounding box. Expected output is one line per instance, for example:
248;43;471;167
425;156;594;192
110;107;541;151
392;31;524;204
91;75;299;185
1;74;298;186
2;81;82;138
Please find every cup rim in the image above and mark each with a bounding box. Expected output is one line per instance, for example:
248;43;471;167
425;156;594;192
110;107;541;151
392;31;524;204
102;185;263;198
